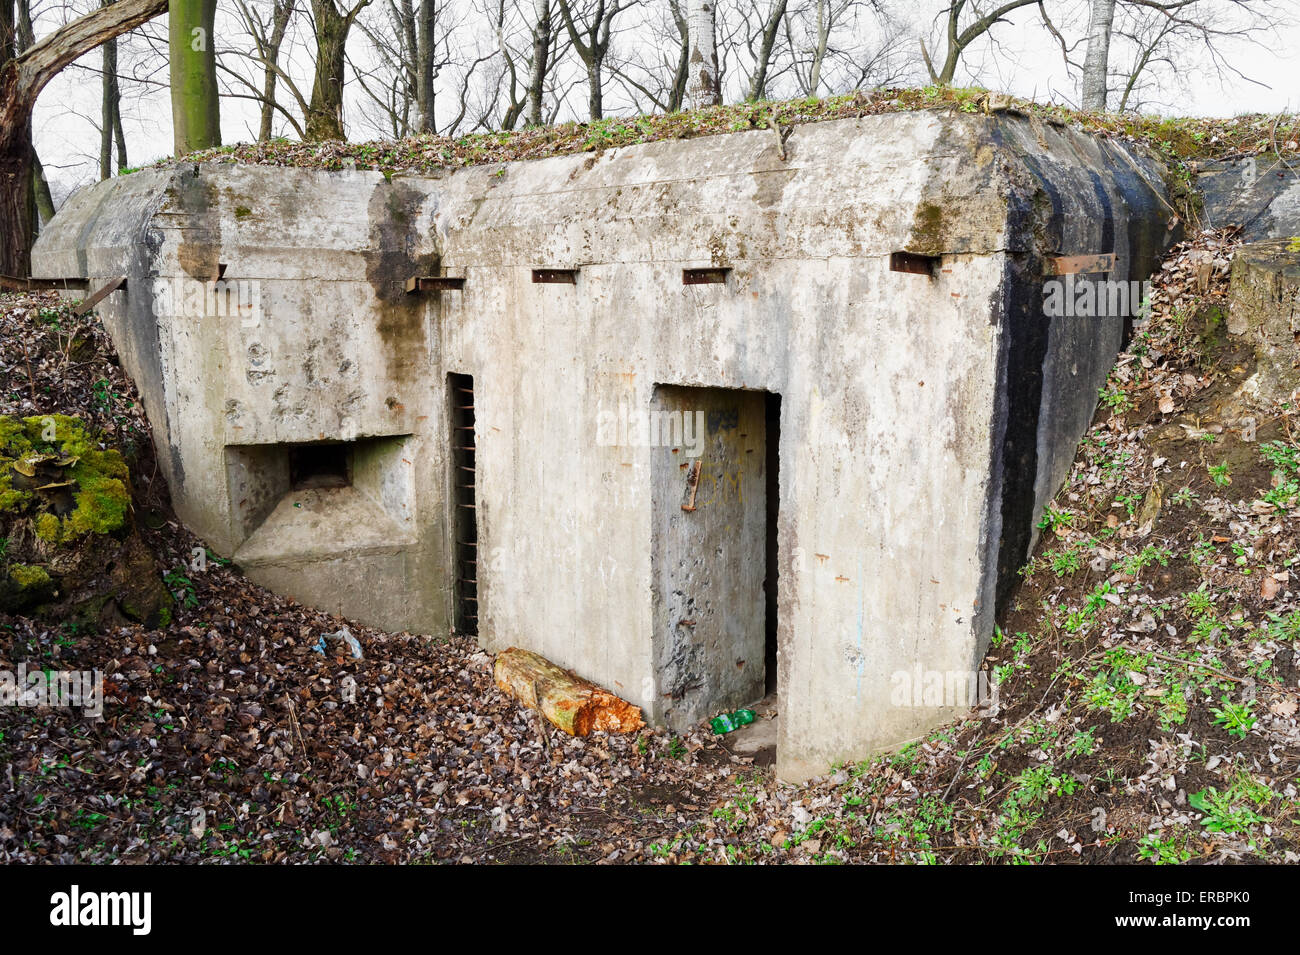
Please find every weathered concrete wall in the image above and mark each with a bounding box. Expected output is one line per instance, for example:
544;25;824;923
32;111;1175;780
1197;158;1300;241
33;165;448;633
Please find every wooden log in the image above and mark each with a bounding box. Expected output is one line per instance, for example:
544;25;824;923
494;647;645;736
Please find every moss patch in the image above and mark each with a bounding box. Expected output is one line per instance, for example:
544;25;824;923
1;562;56;611
9;563;51;588
908;201;953;255
0;414;131;543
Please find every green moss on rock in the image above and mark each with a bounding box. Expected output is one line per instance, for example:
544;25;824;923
9;563;51;588
34;511;60;541
64;453;131;536
0;562;57;612
0;414;131;541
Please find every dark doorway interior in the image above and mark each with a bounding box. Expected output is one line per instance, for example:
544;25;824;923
764;392;781;696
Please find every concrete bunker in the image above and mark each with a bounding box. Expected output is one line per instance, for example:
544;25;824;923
32;111;1177;779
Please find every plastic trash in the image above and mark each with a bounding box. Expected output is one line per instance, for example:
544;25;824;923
313;627;363;659
325;626;363;659
710;708;757;735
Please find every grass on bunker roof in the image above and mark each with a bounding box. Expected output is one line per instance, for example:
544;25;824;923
2;224;1299;864
160;86;1300;192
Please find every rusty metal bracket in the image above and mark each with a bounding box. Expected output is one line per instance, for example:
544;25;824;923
531;268;578;284
682;267;730;286
406;276;466;293
73;275;128;317
0;275;89;292
889;252;939;277
1045;253;1115;276
681;459;702;512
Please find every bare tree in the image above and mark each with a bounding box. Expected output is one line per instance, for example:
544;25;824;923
1053;0;1289;113
740;0;788;100
785;0;905;95
687;0;720;106
252;0;297;139
606;0;690;112
920;0;1044;85
222;0;309;139
2;0;168;276
97;0;130;177
1080;0;1115;108
351;0;418;135
484;0;528;128
100;32;125;176
305;0;371;139
557;0;629;120
525;0;552;123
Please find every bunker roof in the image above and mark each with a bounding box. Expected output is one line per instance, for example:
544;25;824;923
160;87;1296;180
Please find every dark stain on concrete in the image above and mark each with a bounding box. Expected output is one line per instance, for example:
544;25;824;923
365;179;433;392
752;141;796;210
170;166;223;280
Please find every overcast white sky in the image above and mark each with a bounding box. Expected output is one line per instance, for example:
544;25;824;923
30;0;1300;207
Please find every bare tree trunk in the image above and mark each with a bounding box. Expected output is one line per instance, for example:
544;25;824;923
258;0;295;140
416;0;437;131
1;0;168;277
1081;0;1115;111
112;79;126;169
667;0;689;111
100;0;127;171
306;0;371;140
687;0;719;107
100;2;120;181
807;0;829;94
169;0;221;155
586;62;601;119
745;0;787;101
526;0;551;126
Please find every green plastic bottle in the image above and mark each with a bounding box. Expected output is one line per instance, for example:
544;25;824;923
710;712;736;734
710;709;757;734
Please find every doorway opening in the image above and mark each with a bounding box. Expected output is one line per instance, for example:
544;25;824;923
650;386;779;763
764;392;781;698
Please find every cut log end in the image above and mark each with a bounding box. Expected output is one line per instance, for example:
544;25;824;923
494;647;645;736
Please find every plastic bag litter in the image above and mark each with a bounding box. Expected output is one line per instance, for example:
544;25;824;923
312;627;363;659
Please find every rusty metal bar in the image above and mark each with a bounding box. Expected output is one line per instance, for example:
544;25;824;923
0;275;89;292
682;267;730;285
406;275;466;293
1045;253;1115;276
889;252;939;276
531;268;578;284
73;275;128;317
